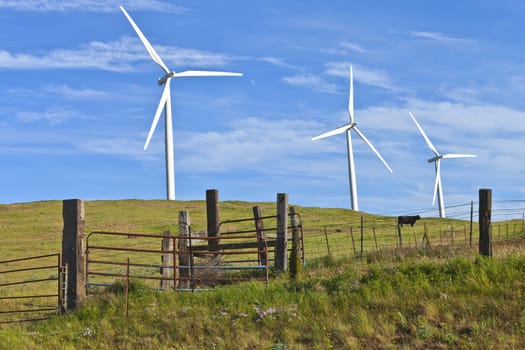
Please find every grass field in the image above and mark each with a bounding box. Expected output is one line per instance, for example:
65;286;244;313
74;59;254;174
1;200;525;348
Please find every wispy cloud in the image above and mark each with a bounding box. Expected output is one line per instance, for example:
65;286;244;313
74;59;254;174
79;137;151;158
0;36;237;71
410;31;475;45
177;117;322;173
322;41;368;56
325;62;395;90
16;107;77;125
44;85;113;99
282;73;338;93
0;0;187;13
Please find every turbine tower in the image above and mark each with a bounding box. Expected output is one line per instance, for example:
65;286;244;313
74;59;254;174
120;6;242;200
312;66;392;211
409;112;476;218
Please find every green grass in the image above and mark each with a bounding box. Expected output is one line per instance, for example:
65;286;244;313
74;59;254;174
1;200;525;348
1;253;524;349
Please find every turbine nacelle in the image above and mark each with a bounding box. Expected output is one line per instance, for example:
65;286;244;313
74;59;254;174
408;112;476;218
427;155;442;163
312;65;392;211
158;72;175;85
120;5;242;200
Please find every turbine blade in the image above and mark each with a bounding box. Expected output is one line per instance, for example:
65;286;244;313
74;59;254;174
442;153;477;159
432;160;441;205
353;126;393;173
172;70;243;77
120;5;170;74
312;124;352;141
144;82;170;150
348;66;354;123
409;112;440;157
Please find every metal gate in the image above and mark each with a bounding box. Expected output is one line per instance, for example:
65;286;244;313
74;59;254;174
0;254;67;324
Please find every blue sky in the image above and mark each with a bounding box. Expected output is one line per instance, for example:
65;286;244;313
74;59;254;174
1;0;525;216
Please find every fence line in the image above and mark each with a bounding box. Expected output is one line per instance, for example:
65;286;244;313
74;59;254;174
0;254;66;324
303;215;525;260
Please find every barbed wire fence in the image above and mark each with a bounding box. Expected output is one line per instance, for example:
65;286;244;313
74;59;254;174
302;199;525;261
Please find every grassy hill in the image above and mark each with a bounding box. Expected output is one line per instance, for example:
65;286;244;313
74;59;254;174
1;200;524;349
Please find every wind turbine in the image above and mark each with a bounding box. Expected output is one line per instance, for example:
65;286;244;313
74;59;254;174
408;112;476;218
312;66;393;211
120;6;242;200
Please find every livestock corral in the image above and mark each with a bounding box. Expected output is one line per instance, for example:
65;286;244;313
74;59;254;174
1;194;525;325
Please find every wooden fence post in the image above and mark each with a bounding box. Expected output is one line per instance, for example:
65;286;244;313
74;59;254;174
160;230;173;289
360;215;364;257
469;200;474;247
206;189;220;253
61;199;85;310
289;206;302;279
397;224;403;249
423;223;431;247
275;193;288;272
178;211;191;289
479;188;493;257
349;226;356;256
323;227;331;256
252;206;267;266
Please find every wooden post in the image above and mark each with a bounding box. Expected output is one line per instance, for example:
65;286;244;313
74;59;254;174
397;223;403;249
178;211;191;289
160;230;173;289
349;226;356;256
372;226;378;250
423;223;431;247
479;188;493;257
252;206;267;266
323;227;331;256
206;189;220;252
360;215;364;257
469;201;474;247
61;199;85;310
289;207;302;279
275;193;288;272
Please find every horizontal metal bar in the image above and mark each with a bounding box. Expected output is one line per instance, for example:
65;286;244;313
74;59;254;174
0;307;57;315
88;231;175;240
188;276;267;282
0;265;59;275
0;254;60;265
88;272;164;281
87;259;164;269
0;294;58;300
87;245;166;254
187;265;267;270
0;316;55;324
192;249;262;255
0;277;58;287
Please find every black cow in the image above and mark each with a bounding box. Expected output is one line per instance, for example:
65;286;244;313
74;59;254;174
397;215;421;227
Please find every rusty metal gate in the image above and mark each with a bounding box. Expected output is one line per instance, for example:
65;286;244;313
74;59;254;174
85;230;270;293
0;254;67;324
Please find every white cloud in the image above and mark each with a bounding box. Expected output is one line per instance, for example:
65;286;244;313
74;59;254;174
44;85;113;99
410;31;475;45
0;37;237;71
282;73;337;93
79;137;151;158
322;41;368;56
325;62;395;90
0;0;187;13
16;107;76;125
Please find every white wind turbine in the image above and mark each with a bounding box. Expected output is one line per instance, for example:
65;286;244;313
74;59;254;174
120;6;242;200
409;112;476;218
312;66;393;211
